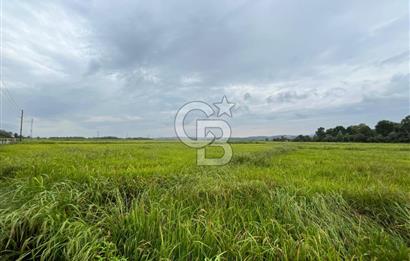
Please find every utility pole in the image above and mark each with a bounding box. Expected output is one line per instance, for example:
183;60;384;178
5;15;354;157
30;118;33;138
19;109;23;141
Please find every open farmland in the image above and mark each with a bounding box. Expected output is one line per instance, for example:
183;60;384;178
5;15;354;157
0;141;409;260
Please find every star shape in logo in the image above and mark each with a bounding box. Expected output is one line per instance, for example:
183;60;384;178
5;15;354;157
213;96;235;117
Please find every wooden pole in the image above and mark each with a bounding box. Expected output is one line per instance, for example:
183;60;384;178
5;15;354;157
19;109;23;141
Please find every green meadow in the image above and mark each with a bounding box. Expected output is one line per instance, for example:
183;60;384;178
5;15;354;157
0;141;409;260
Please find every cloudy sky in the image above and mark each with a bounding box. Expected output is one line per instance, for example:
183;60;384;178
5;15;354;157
1;0;409;137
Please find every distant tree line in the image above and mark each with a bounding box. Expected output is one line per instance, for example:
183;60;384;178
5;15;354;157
293;115;410;143
0;132;153;140
270;136;291;142
47;136;153;140
0;130;20;139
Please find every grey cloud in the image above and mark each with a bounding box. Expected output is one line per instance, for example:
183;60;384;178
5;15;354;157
293;113;310;120
380;51;409;66
85;60;101;76
2;0;409;136
324;88;347;98
387;73;409;96
243;93;251;100
62;0;408;85
267;90;311;104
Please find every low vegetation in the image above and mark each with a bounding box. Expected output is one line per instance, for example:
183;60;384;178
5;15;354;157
293;115;410;142
0;141;409;260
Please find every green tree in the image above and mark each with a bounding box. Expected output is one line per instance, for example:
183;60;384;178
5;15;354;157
336;131;345;142
386;131;399;142
315;127;326;140
375;120;399;136
325;128;335;136
294;135;311;142
353;124;373;136
399;115;410;134
0;129;13;138
334;126;346;135
326;126;346;137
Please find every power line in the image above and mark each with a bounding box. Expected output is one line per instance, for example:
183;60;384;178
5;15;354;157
0;83;2;130
19;109;23;141
3;92;20;114
1;82;19;109
0;1;2;121
3;86;19;110
0;82;22;122
0;1;21;132
30;118;33;138
0;0;3;129
0;81;26;136
0;0;3;130
1;94;20;120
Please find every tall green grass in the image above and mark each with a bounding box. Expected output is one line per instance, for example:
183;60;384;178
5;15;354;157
0;142;409;260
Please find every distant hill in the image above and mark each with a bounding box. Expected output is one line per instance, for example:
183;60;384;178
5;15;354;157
157;135;298;141
230;135;297;141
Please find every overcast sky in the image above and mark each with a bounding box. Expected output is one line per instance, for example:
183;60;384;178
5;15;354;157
1;0;409;137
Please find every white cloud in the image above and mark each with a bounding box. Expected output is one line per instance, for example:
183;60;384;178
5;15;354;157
180;74;202;85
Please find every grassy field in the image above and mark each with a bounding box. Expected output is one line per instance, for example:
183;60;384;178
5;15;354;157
0;141;409;260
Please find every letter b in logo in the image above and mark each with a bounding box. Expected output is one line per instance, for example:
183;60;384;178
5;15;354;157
174;99;234;166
